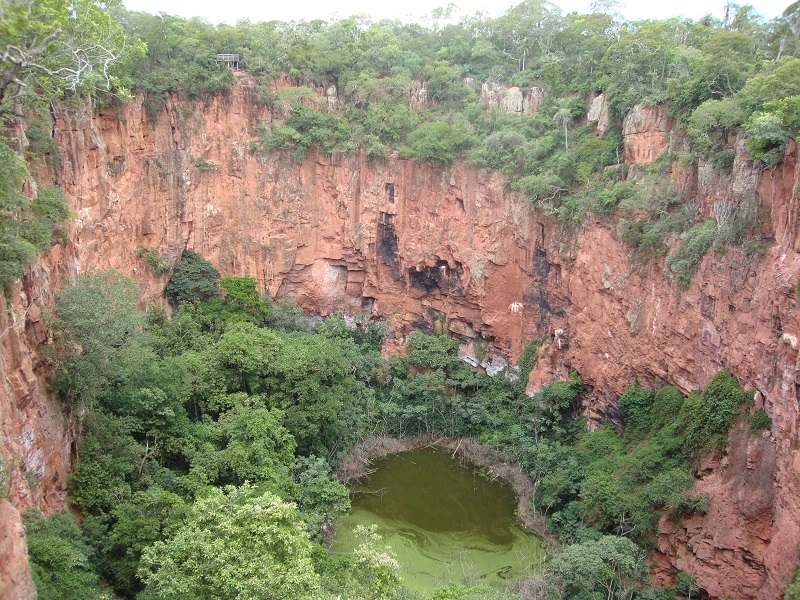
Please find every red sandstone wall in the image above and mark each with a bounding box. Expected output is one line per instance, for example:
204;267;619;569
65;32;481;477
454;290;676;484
0;244;78;599
1;76;799;599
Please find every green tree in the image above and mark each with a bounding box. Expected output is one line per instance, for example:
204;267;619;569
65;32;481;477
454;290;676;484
347;525;403;600
0;0;142;110
138;485;321;600
24;510;103;600
165;250;220;306
549;535;647;600
405;330;459;369
106;488;188;595
217;403;296;490
745;112;790;166
51;272;143;408
293;455;350;540
68;412;142;514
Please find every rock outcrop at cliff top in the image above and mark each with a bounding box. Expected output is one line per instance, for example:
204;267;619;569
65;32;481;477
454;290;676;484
1;75;799;599
623;103;676;163
480;81;544;115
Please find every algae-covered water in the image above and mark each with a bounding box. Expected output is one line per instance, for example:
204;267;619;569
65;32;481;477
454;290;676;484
332;448;545;593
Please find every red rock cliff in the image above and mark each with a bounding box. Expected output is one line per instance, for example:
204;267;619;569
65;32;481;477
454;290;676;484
2;78;800;599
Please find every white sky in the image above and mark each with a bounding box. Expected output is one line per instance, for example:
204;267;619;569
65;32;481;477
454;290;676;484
123;0;789;24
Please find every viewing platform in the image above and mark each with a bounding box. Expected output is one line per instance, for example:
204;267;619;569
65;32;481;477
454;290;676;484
215;53;240;70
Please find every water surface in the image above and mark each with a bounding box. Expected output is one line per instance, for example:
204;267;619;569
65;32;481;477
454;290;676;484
333;448;544;593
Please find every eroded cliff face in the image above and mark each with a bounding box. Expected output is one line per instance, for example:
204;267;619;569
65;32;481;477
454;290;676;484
54;77;544;367
0;244;78;599
3;76;800;599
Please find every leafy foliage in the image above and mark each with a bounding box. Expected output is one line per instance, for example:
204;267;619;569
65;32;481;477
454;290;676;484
549;535;647;600
681;371;752;452
406;330;459;369
51;271;143;408
255;102;357;162
135;246;171;274
165;250;220;305
0;0;143;113
665;220;718;289
0;139;68;290
24;510;104;600
787;565;800;600
749;409;772;432
138;485;321;600
400;120;475;163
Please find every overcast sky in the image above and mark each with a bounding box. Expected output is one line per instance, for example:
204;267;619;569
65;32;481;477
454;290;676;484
123;0;789;24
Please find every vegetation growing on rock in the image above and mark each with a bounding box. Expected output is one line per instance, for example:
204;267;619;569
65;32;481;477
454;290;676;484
31;260;757;599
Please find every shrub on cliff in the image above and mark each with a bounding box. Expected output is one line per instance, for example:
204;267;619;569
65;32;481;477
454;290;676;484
786;566;800;600
400;120;475;163
0;140;69;291
618;380;655;439
255;103;357;162
749;409;772;432
686;97;746;159
665;220;717;289
165;250;220;306
745;112;790;166
681;370;751;453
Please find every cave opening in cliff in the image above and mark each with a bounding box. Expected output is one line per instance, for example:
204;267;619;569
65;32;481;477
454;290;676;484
408;259;464;294
377;211;401;276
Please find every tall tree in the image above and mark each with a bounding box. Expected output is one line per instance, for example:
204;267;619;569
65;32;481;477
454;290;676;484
0;0;141;112
138;485;321;600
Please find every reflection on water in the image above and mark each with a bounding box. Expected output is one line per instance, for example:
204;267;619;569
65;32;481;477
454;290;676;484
332;448;545;593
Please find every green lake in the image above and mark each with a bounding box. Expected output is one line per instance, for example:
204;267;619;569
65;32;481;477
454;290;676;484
332;448;545;594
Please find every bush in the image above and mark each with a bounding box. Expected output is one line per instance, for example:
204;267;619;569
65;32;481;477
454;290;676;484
764;95;800;135
0;140;69;290
256;103;356;162
165;250;220;305
749;409;772;432
681;371;750;453
786;566;800;600
745;112;789;166
738;57;800;113
687;97;746;157
193;157;217;172
406;330;459;369
512;172;565;203
216;276;268;320
650;386;685;430
136;246;170;274
469;130;526;171
665;220;717;289
619;380;654;439
401;120;475;163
